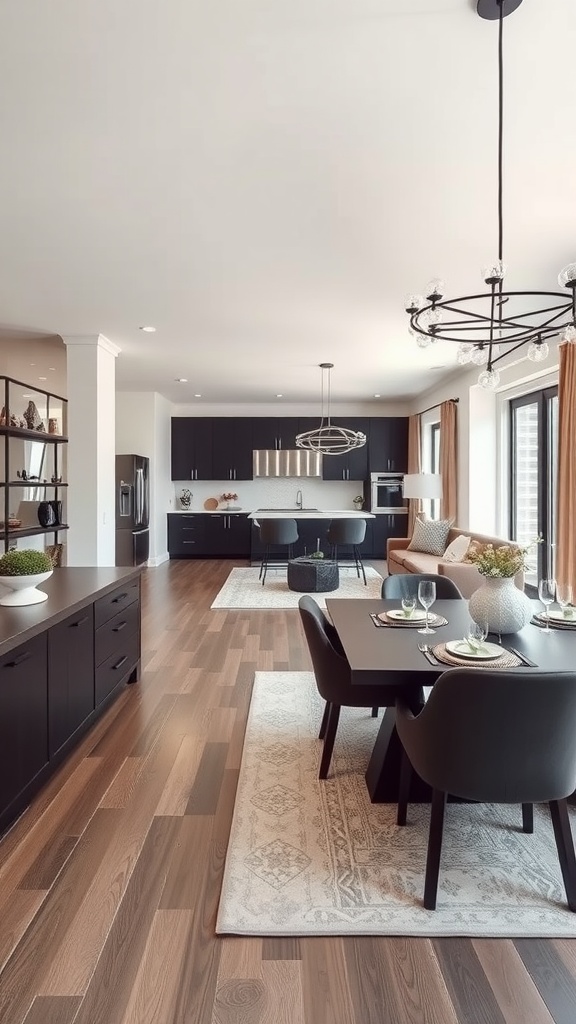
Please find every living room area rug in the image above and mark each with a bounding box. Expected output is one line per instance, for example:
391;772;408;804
216;671;576;937
211;565;383;609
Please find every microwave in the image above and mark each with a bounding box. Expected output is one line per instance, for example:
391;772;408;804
370;472;408;514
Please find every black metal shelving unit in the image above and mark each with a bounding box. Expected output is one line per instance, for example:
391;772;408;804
0;376;69;553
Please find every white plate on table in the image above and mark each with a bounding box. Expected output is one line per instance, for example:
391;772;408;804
445;640;505;661
382;608;428;622
547;610;576;623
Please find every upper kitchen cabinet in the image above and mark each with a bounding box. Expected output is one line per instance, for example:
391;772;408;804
252;418;299;451
212;418;254;481
321;419;369;481
171;418;213;481
368;417;409;473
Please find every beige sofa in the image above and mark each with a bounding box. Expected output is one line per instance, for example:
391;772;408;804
387;527;524;599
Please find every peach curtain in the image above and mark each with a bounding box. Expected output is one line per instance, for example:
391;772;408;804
440;400;458;522
556;342;576;588
407;414;421;535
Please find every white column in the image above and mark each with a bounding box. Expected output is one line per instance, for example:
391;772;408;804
63;334;120;566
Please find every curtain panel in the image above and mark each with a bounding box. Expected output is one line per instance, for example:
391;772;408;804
556;342;576;588
407;414;421;535
440;400;458;522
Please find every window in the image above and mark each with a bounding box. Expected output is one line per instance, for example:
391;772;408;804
510;386;558;585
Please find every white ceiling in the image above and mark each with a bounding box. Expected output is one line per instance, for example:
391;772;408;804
0;0;574;405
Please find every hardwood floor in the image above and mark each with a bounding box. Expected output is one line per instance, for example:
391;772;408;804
1;558;575;1023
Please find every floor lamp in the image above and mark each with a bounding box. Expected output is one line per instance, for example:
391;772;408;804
402;474;443;520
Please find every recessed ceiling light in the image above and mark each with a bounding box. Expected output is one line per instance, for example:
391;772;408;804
276;394;283;398
22;393;32;399
30;363;35;366
175;377;188;383
374;393;381;398
139;325;156;333
38;376;47;381
49;366;56;371
194;394;202;398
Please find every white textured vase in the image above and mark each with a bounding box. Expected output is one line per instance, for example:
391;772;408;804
469;576;532;635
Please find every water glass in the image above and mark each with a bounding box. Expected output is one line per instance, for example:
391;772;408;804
538;578;556;633
417;580;436;635
556;582;575;620
401;596;416;619
468;619;488;644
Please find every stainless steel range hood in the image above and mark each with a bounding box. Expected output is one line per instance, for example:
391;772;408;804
253;449;322;477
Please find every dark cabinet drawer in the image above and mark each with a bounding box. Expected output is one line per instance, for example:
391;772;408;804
95;631;140;706
0;633;48;816
95;601;140;667
94;578;140;628
48;607;95;756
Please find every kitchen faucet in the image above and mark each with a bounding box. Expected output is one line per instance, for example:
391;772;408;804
296;489;303;510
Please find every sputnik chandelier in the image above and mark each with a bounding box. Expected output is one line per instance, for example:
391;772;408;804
405;0;576;389
295;362;366;455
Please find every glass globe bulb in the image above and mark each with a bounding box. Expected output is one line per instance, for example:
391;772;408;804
558;264;576;289
471;345;488;366
426;278;444;300
483;260;506;283
478;367;500;389
456;344;473;365
404;294;423;313
416;335;431;349
527;340;549;362
561;325;576;343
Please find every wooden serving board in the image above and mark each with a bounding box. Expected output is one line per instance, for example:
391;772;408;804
203;497;219;511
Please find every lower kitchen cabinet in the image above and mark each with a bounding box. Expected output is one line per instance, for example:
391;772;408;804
0;569;141;836
168;513;251;558
367;514;409;558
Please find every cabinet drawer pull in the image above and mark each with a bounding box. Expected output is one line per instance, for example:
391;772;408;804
112;592;128;603
182;540;196;545
113;621;128;632
112;655;128;671
70;615;89;627
6;651;32;667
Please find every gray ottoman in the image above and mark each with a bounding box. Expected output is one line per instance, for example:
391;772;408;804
287;556;340;593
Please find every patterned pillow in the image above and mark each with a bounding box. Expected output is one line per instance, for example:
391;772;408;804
407;517;453;557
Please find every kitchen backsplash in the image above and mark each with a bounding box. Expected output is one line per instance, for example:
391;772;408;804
171;478;364;511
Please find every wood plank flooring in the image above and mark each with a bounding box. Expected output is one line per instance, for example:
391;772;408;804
1;558;575;1023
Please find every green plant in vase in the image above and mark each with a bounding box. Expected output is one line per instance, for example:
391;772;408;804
0;548;54;606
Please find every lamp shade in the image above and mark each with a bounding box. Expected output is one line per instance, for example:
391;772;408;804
402;473;442;500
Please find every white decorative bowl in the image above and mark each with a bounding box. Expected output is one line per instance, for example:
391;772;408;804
0;570;53;606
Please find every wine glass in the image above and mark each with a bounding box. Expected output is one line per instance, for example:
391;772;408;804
556;582;575;621
538;578;556;633
417;580;436;635
401;596;416;619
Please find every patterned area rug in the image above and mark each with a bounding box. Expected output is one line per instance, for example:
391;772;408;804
216;672;576;937
211;566;383;609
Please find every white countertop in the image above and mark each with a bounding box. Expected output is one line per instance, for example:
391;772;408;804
168;509;375;518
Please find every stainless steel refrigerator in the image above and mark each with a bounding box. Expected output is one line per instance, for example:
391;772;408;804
115;454;150;566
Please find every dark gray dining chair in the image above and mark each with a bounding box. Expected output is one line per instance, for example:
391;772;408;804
298;595;392;778
326;519;367;585
258;518;299;585
381;573;463;600
395;668;576;911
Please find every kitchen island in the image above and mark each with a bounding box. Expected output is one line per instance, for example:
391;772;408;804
0;566;142;835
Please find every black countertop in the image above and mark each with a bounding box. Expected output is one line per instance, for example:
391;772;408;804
0;566;142;657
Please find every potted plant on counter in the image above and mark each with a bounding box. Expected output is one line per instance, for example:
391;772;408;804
0;548;54;606
353;495;365;510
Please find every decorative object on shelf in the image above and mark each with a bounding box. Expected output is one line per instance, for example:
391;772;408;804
51;475;63;484
0;518;22;531
23;400;46;432
405;0;576;390
295;363;367;455
353;495;365;510
37;500;57;527
49;500;63;525
45;543;63;567
48;417;59;435
180;487;192;508
468;539;537;634
0;548;53;606
220;491;238;509
203;497;219;511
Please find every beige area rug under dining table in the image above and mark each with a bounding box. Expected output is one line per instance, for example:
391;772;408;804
210;565;383;609
216;671;576;937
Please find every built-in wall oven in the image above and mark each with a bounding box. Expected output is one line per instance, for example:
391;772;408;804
370;472;408;514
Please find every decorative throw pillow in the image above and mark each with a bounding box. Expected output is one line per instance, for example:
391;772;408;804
407;517;454;557
442;534;471;563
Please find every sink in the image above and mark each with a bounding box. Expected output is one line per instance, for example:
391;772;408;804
256;507;320;512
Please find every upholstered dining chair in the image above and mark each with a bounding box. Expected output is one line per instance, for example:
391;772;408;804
326;519;367;585
381;573;463;600
395;668;576;911
258;518;299;585
298;595;392;778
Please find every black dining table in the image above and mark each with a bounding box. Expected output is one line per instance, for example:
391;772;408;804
326;596;576;802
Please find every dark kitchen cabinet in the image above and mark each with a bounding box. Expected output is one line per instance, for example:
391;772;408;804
212;418;254;481
321;419;369;481
204;514;251;557
368;417;409;473
252;417;300;451
368;514;409;558
168;514;206;557
0;634;48;818
171;418;213;481
48;608;95;756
